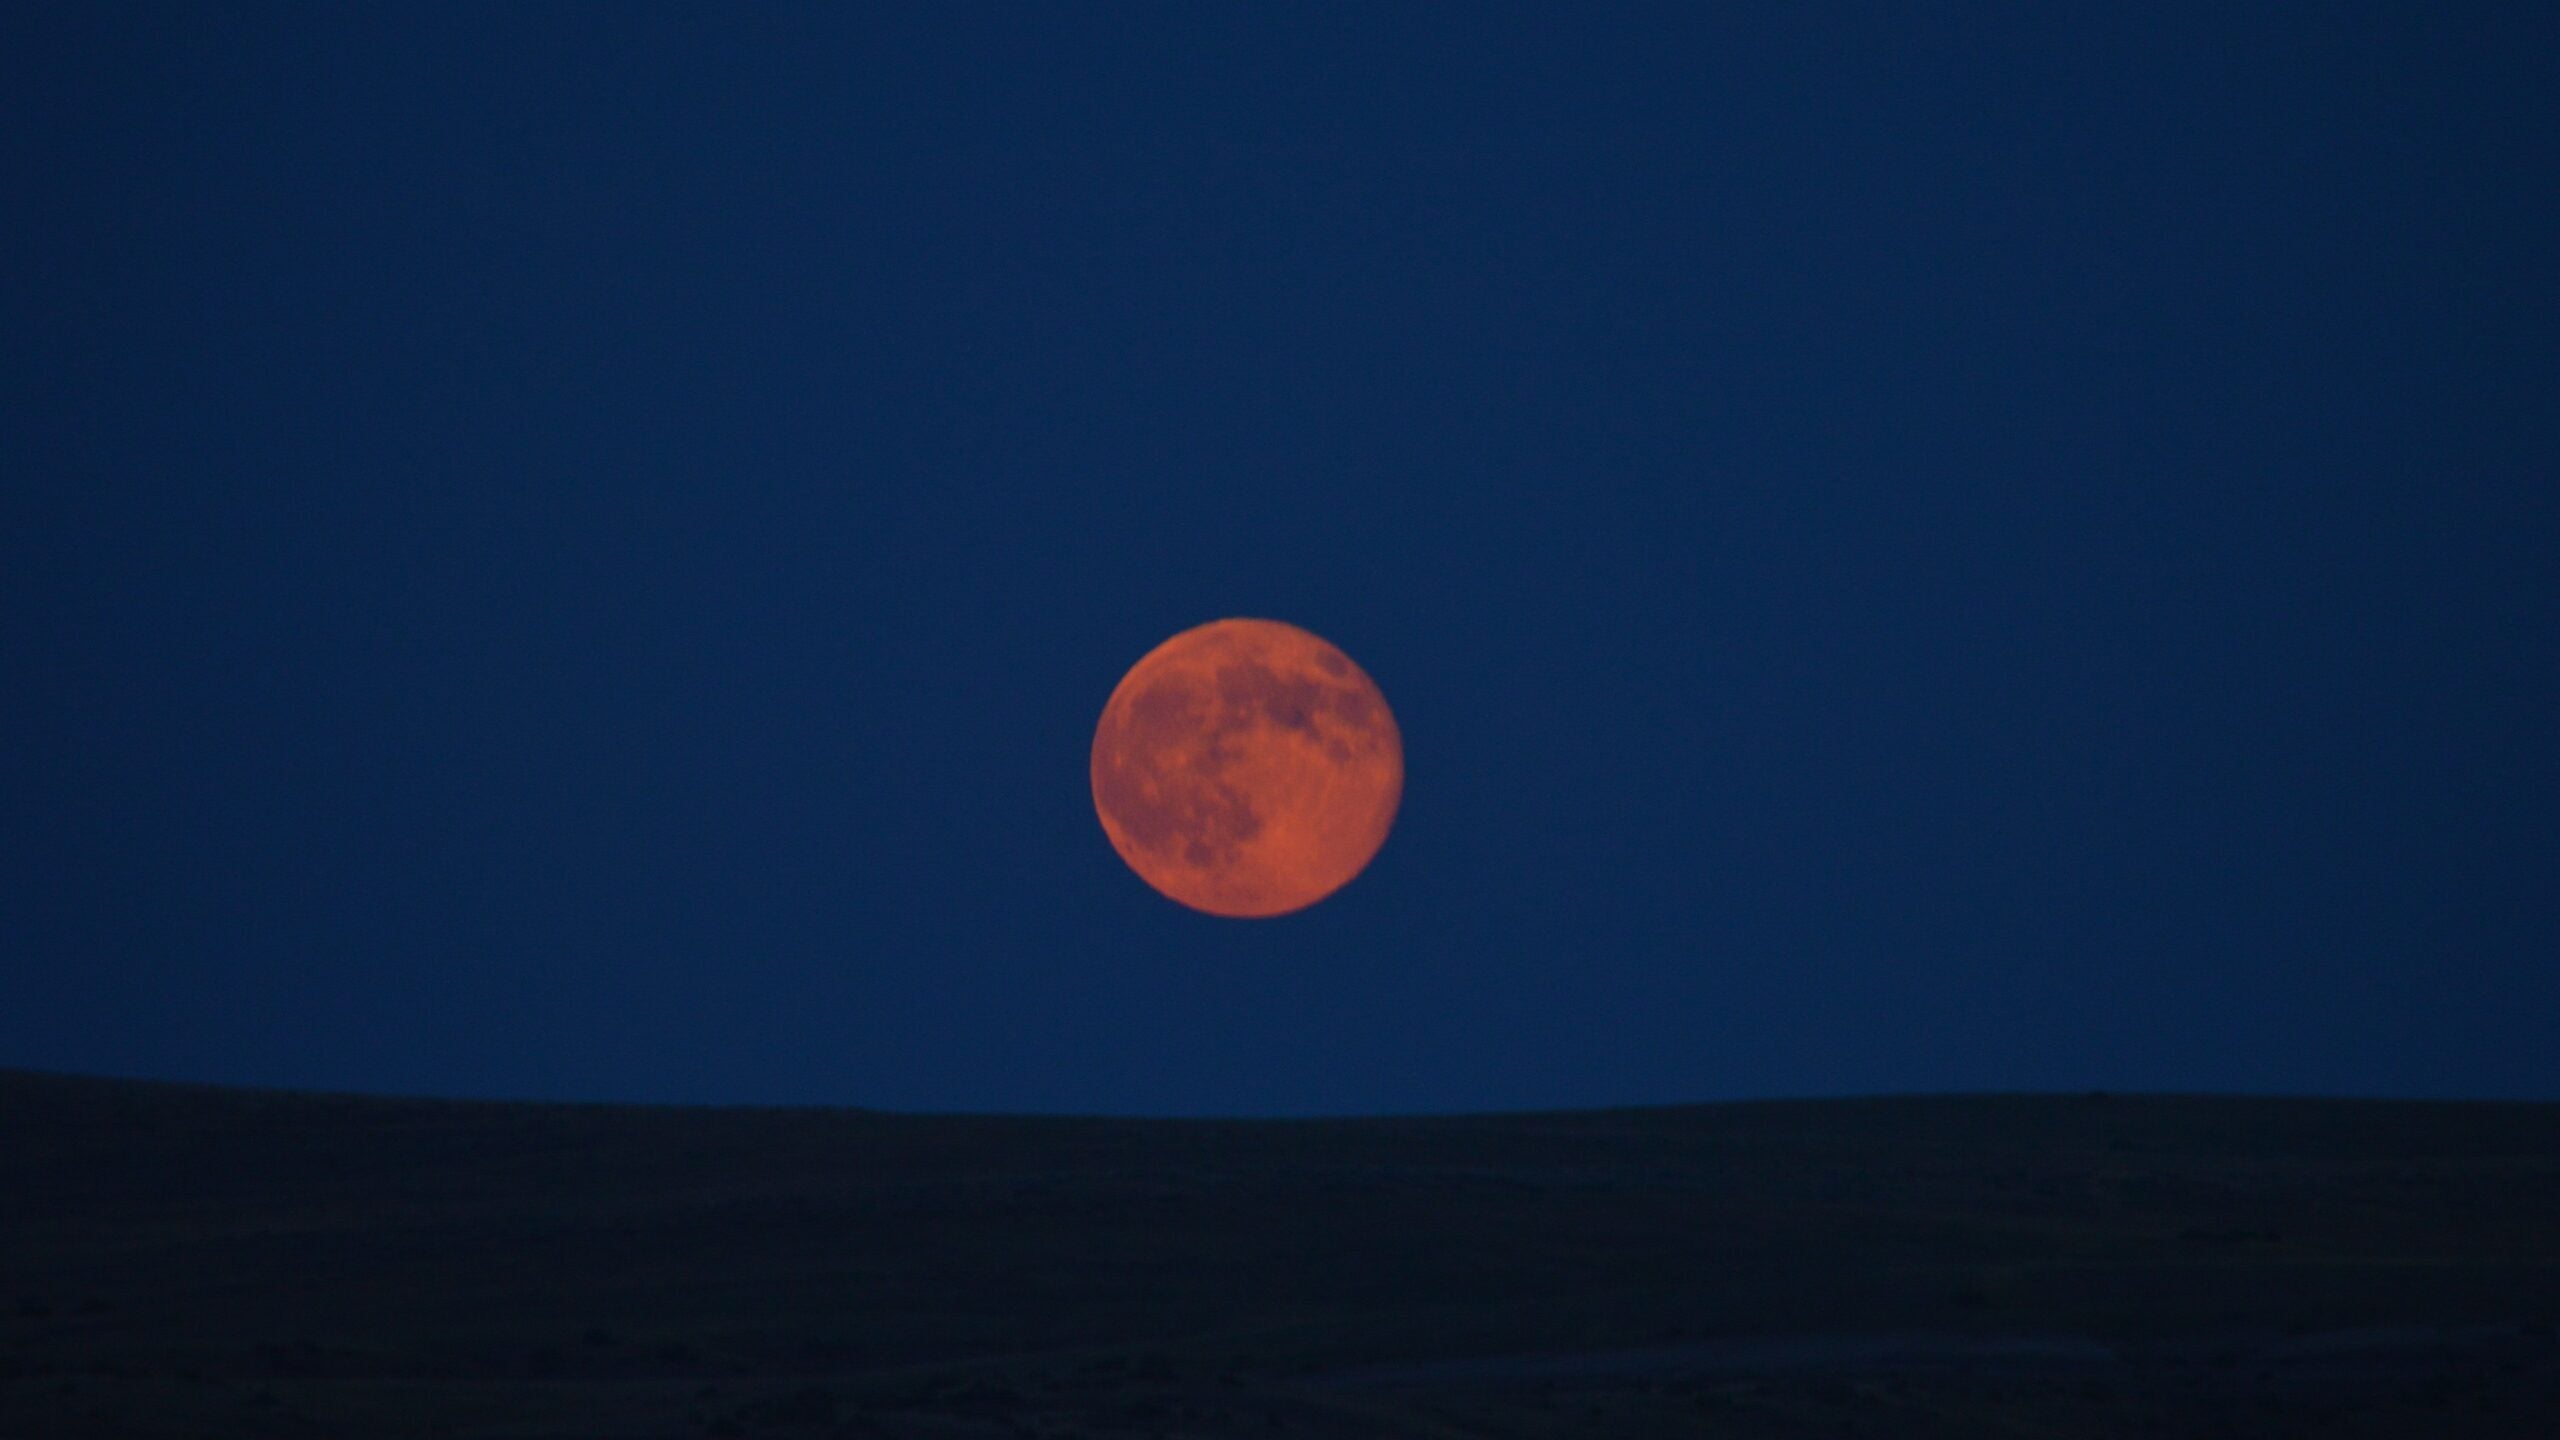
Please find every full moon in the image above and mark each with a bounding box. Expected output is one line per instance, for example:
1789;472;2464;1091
1091;618;1403;918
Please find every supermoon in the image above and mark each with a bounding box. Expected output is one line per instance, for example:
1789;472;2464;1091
1091;619;1403;918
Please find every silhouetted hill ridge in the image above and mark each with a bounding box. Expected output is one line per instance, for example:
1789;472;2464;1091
5;1069;2555;1436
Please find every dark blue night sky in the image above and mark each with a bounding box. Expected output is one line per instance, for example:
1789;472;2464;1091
5;4;2553;1114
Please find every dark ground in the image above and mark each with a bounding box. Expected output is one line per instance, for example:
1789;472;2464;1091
4;1070;2555;1437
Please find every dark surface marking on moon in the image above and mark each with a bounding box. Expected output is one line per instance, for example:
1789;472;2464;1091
1213;660;1331;740
1097;671;1262;869
1328;681;1379;734
1126;677;1202;736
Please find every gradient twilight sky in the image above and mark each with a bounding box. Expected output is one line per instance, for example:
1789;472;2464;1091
5;4;2553;1114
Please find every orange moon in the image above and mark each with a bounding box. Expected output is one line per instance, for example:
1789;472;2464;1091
1091;619;1403;918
